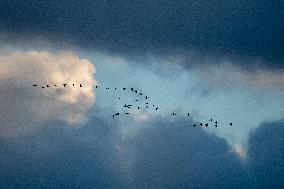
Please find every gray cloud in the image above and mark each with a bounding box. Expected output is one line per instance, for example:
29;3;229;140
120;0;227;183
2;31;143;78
1;113;283;188
0;0;283;68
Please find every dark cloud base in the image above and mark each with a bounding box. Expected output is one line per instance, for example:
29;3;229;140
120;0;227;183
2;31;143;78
0;0;283;68
1;116;284;189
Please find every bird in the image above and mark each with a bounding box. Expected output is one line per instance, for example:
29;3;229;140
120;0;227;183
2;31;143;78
230;123;232;126
146;106;149;108
131;88;133;91
156;107;158;110
33;84;37;86
73;84;74;86
205;123;208;127
215;121;217;124
187;113;189;117
135;90;137;93
146;96;148;99
209;119;212;122
63;84;67;87
200;123;202;126
193;124;196;127
115;113;119;116
54;84;57;86
46;85;49;88
215;125;217;127
80;84;82;87
138;107;140;109
135;100;138;101
126;112;130;115
123;88;126;90
140;93;142;95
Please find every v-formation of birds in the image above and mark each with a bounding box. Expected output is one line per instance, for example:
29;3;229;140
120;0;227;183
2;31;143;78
33;83;233;128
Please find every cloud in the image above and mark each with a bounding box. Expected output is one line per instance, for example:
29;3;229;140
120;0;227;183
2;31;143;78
0;51;96;136
0;0;283;67
196;63;284;92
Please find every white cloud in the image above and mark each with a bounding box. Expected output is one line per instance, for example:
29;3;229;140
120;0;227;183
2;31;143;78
0;51;96;136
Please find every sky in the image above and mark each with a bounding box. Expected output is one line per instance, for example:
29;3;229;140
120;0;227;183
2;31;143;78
0;1;284;188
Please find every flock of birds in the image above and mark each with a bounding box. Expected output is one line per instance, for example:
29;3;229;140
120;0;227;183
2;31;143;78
33;83;233;128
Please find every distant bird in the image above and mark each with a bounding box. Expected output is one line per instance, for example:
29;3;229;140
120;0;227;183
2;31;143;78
138;107;140;109
146;106;148;108
209;119;212;122
193;124;196;127
140;93;142;95
123;88;126;90
153;105;155;106
33;84;37;86
96;86;98;88
230;123;232;126
46;85;49;88
187;113;189;117
126;112;130;115
115;113;119;116
215;125;217;127
54;85;57;86
42;86;44;88
135;100;138;101
63;84;67;87
200;123;202;126
146;96;148;99
146;102;149;104
215;121;217;124
115;88;116;90
131;88;133;91
119;98;120;99
156;107;158;110
73;84;74;86
113;115;114;118
205;123;208;127
80;84;82;87
135;90;137;93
